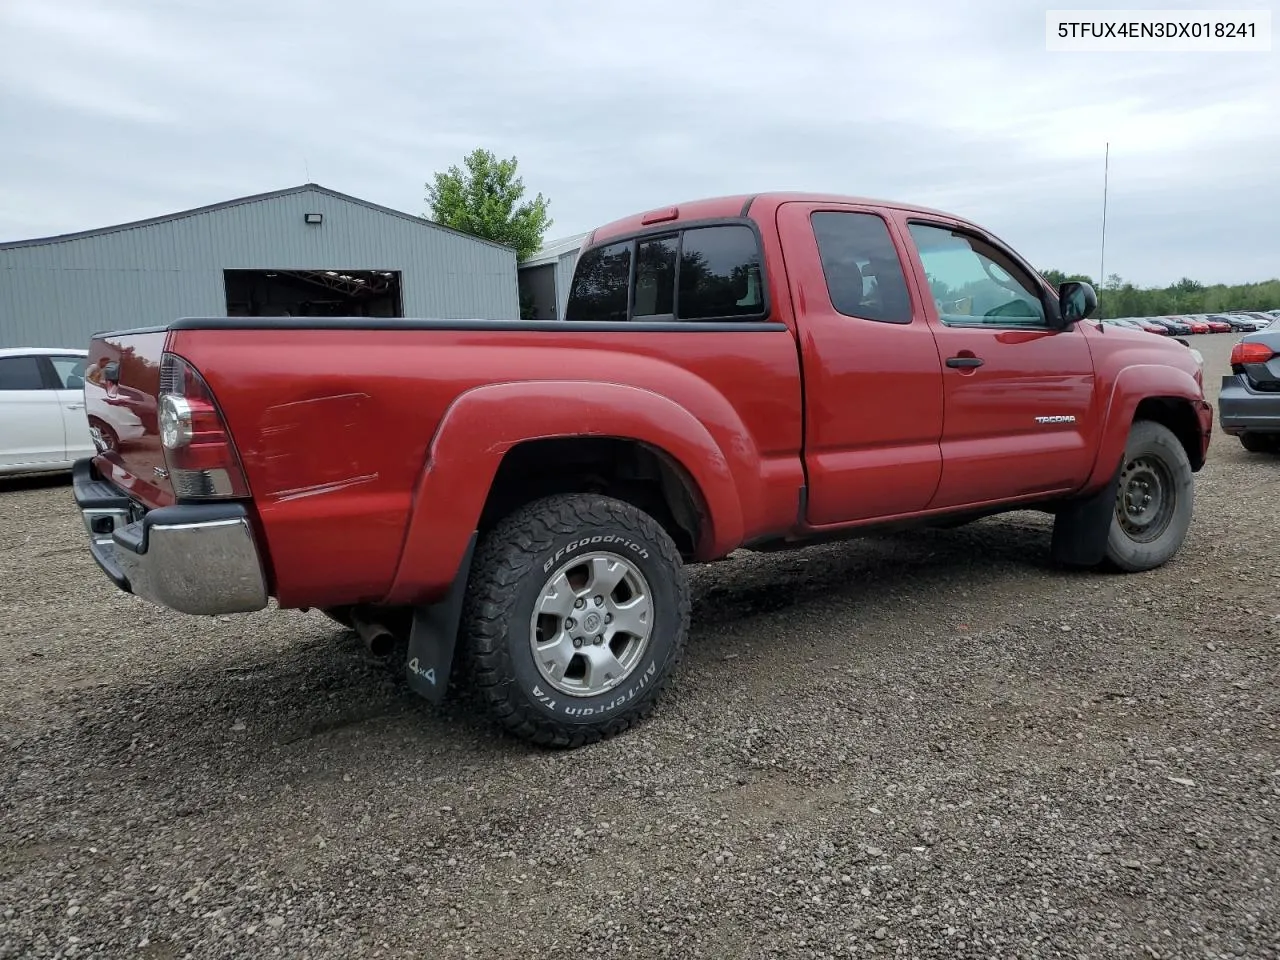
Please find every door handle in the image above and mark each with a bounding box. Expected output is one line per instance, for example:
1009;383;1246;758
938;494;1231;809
946;356;984;369
66;402;85;410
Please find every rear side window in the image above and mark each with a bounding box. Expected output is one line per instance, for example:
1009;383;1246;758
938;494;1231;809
48;355;87;389
565;241;632;322
811;212;913;324
564;223;767;323
0;356;46;390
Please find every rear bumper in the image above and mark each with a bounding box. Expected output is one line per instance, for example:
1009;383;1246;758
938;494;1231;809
72;459;268;616
1219;374;1280;435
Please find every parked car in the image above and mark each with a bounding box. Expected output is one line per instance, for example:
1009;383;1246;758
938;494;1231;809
1184;317;1212;334
0;347;97;476
1220;326;1280;453
1208;313;1256;332
1105;319;1166;335
71;190;1214;747
1149;318;1192;336
1202;317;1233;333
1241;312;1278;329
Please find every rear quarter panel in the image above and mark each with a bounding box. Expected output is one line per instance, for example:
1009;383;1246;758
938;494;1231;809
168;324;803;607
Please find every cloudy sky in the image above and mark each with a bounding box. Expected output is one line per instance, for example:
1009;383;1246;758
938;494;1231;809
1;0;1275;286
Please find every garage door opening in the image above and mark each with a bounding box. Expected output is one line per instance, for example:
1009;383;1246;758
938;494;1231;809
224;269;403;318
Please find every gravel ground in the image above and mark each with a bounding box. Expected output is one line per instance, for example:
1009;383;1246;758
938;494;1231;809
2;333;1277;960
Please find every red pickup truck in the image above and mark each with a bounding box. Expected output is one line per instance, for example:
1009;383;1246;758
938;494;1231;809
73;191;1213;747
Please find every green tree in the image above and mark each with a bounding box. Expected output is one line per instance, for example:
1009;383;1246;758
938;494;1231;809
1041;268;1096;288
424;148;552;261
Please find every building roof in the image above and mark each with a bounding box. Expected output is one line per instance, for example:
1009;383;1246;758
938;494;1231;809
519;232;589;269
0;183;515;253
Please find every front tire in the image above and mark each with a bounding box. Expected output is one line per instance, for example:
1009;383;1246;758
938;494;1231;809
1104;420;1194;572
1240;432;1280;454
463;494;690;748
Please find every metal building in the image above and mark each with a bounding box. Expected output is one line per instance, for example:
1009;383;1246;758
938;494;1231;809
0;183;519;349
517;232;586;320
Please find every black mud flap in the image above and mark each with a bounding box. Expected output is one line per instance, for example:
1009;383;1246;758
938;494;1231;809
1050;463;1122;567
404;533;477;705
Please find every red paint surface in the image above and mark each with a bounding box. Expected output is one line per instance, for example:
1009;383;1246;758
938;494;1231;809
87;192;1210;610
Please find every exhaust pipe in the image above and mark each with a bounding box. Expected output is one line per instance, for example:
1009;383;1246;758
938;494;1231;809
349;610;396;658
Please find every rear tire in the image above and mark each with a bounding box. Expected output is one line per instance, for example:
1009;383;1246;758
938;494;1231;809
462;493;689;748
1103;420;1194;572
1240;432;1280;454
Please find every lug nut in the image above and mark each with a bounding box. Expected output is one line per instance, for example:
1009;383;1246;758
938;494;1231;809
573;637;584;649
593;637;603;646
594;596;603;606
575;598;586;609
565;618;576;629
605;614;613;623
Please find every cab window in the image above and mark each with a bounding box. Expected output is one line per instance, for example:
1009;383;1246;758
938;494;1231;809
907;222;1047;327
564;223;767;323
564;241;632;323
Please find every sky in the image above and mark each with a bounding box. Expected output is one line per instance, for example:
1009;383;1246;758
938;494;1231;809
0;0;1276;287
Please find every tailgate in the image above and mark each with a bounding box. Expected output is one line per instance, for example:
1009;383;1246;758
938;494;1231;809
85;330;174;508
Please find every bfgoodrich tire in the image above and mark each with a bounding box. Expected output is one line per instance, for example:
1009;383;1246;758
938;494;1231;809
1104;420;1194;572
462;493;690;748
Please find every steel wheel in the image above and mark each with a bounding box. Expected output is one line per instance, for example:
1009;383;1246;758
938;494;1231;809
529;551;653;698
1115;454;1175;543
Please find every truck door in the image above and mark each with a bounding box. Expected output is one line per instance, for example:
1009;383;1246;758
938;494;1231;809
776;201;945;525
894;215;1099;509
0;354;67;469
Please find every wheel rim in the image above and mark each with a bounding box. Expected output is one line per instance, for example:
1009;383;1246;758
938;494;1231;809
89;424;116;453
1115;454;1175;543
529;551;654;698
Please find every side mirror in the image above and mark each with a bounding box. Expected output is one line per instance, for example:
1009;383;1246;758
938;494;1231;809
1058;281;1097;325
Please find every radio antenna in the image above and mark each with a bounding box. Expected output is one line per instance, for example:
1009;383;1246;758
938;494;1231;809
1099;141;1110;320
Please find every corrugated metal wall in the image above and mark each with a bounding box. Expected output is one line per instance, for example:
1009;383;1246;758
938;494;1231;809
0;186;519;349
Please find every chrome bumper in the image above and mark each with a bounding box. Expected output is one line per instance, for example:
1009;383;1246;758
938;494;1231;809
72;459;268;616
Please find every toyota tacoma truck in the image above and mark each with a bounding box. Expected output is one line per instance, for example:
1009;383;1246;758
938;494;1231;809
73;191;1213;747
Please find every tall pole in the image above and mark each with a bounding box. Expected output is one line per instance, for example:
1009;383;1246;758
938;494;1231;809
1099;142;1109;317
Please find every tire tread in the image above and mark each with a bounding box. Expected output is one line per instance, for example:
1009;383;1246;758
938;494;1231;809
462;493;689;748
1103;418;1194;572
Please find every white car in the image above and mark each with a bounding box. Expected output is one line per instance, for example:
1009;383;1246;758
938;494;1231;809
0;347;99;476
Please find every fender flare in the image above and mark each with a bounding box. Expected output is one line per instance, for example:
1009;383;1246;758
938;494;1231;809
384;379;754;605
1084;363;1206;490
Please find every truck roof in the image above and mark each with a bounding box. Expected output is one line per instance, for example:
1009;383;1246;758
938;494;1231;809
587;192;977;246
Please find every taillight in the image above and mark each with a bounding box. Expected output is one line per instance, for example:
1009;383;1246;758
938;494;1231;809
158;353;250;499
1230;341;1276;366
